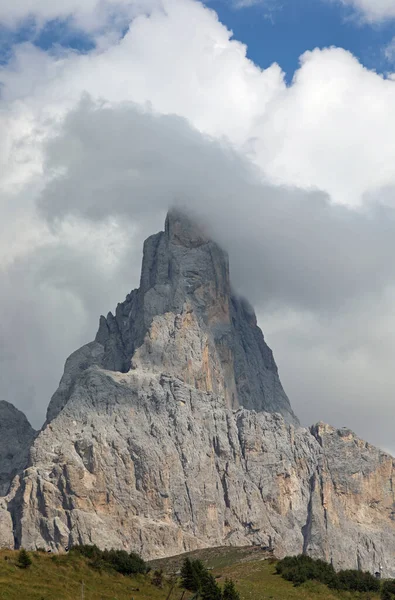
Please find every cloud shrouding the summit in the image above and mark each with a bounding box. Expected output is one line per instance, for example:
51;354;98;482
1;0;395;456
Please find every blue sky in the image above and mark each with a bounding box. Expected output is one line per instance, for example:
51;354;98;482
205;0;395;81
2;0;395;80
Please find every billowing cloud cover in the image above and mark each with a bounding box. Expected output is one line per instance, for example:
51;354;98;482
1;0;395;457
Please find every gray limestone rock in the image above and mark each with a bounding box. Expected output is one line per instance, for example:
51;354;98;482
307;423;395;575
10;368;395;576
14;368;318;559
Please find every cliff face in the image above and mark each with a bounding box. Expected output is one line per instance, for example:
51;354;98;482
307;423;395;574
0;211;394;576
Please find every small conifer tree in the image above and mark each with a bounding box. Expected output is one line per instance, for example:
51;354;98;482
181;558;208;592
223;579;240;600
181;558;196;591
200;572;222;600
17;548;32;569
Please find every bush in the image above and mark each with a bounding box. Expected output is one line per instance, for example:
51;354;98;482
334;569;380;593
102;549;148;576
276;554;379;592
70;545;148;576
276;555;336;587
151;569;164;587
17;549;32;569
381;580;395;600
71;544;102;560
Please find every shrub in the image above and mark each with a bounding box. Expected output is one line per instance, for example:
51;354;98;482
17;549;32;569
151;569;164;587
334;569;380;593
276;555;380;593
276;555;336;587
381;580;395;600
70;544;102;560
70;544;148;576
102;549;148;576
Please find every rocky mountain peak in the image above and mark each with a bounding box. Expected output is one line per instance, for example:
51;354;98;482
1;211;395;576
47;210;298;424
138;208;230;322
165;208;209;248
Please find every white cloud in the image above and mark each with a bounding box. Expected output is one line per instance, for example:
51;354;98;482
2;0;395;458
328;0;395;22
4;5;395;208
0;0;161;34
251;47;395;207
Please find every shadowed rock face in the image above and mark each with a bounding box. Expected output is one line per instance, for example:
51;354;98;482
0;401;35;496
1;211;395;576
0;401;36;549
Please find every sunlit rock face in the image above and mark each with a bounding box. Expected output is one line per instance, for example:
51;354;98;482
1;211;394;577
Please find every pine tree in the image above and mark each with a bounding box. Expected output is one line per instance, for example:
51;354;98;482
181;558;209;592
181;558;197;591
200;572;223;600
17;548;32;569
222;579;240;600
192;559;207;589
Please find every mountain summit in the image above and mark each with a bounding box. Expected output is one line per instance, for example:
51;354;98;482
47;209;298;425
0;211;394;576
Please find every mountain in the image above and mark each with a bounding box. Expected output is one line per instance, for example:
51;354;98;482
0;210;394;576
47;209;298;425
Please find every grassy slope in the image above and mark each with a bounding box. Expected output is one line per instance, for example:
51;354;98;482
0;550;171;600
149;545;273;573
0;548;381;600
218;560;365;600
